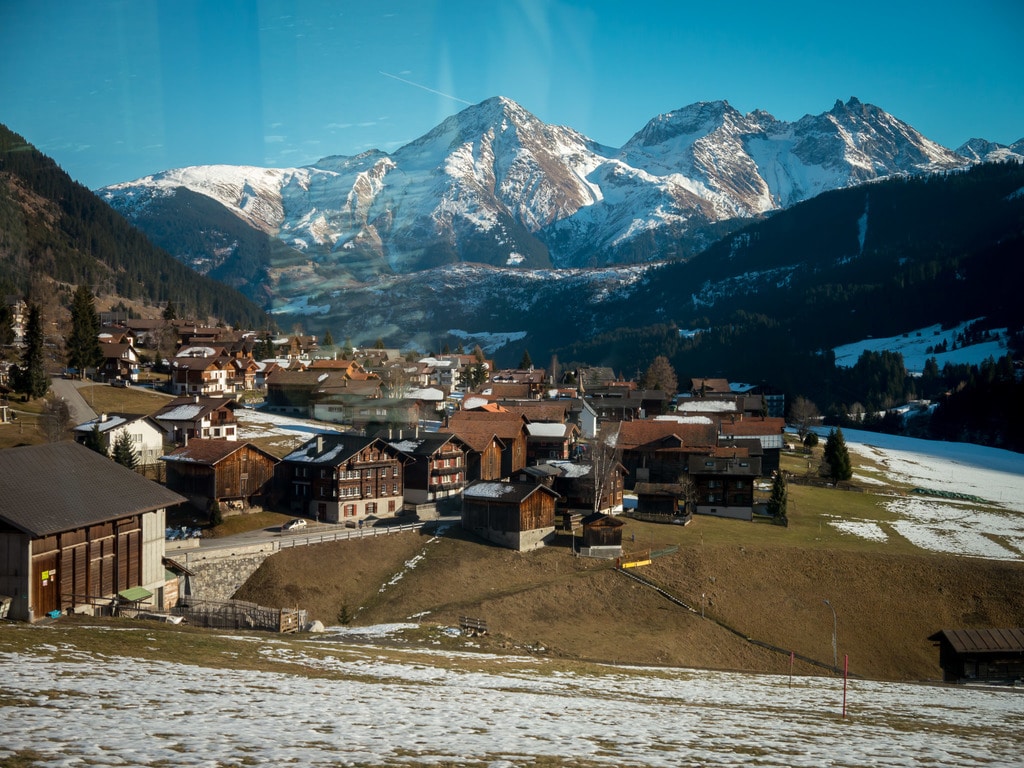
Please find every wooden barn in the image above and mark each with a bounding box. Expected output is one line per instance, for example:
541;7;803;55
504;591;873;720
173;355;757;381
634;483;684;520
0;442;186;622
461;481;560;551
160;439;278;511
929;628;1024;684
579;512;624;558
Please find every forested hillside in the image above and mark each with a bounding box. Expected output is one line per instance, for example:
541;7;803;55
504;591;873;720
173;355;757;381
558;162;1024;389
0;124;269;328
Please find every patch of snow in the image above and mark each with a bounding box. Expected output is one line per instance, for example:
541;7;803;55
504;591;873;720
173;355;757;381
829;519;888;542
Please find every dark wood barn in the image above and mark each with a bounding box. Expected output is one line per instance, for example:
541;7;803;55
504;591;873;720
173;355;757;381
461;481;560;551
161;439;278;511
929;628;1024;683
0;442;186;622
580;512;624;552
634;482;690;520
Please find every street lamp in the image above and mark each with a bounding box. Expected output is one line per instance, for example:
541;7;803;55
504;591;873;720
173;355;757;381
823;599;837;671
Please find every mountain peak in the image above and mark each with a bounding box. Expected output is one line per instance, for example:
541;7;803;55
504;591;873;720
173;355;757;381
624;100;743;149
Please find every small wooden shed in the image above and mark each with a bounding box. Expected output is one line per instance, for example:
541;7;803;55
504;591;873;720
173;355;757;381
579;512;625;558
929;628;1024;683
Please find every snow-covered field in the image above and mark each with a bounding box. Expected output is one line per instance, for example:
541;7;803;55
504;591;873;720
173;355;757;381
3;632;1023;768
819;427;1024;561
832;319;1008;374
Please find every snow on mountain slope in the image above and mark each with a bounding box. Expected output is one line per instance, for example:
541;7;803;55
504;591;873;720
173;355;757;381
100;95;984;296
956;137;1024;164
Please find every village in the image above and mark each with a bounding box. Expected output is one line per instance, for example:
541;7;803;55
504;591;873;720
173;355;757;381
3;308;1023;688
0;310;787;615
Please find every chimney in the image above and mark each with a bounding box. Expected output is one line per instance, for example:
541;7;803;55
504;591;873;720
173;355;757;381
316;434;324;454
99;413;108;423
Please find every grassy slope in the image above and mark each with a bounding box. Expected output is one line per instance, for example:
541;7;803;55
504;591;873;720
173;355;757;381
233;442;1024;682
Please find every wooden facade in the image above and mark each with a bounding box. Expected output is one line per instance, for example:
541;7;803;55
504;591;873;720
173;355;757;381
278;434;407;524
688;450;761;520
26;516;143;617
386;433;469;507
444;411;529;479
580;513;624;549
461;481;559;551
616;420;718;488
0;443;185;622
162;440;278;509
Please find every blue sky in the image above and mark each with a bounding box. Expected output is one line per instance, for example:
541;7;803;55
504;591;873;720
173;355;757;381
2;0;1022;190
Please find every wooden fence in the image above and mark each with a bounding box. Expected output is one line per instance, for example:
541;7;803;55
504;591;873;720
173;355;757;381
173;597;307;633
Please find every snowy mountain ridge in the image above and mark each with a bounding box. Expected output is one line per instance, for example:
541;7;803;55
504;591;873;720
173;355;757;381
101;95;1004;287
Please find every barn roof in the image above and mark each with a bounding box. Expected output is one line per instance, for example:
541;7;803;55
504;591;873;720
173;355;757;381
930;628;1024;655
161;439;277;466
464;481;560;503
0;442;186;536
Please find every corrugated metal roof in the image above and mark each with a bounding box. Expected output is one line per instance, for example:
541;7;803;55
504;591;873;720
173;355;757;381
0;442;186;537
937;628;1024;655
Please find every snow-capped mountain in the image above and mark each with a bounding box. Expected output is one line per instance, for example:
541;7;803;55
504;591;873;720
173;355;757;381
100;96;973;288
956;137;1024;164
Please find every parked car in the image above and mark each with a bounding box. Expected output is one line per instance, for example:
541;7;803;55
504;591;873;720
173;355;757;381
282;518;307;532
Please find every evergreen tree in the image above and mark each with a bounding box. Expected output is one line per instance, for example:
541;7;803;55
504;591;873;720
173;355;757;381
83;424;106;454
821;427;853;482
374;337;385;350
767;471;788;519
322;329;334;347
0;302;14;348
519;349;533;369
66;284;103;377
162;300;177;321
111;430;138;469
642;355;678;394
13;303;49;399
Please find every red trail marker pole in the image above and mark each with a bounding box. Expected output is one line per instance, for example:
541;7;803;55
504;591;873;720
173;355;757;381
843;654;849;718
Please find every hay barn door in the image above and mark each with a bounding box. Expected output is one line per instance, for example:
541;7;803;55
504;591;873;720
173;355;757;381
33;552;59;616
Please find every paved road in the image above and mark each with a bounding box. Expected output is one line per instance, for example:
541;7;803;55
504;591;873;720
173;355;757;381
48;376;97;425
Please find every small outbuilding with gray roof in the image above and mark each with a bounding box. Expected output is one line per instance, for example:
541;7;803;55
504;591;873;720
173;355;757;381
0;442;186;622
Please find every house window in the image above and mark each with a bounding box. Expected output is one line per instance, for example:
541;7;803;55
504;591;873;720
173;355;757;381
365;485;371;496
380;468;388;478
393;483;398;494
366;503;376;515
344;504;355;517
388;500;396;513
392;466;399;476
